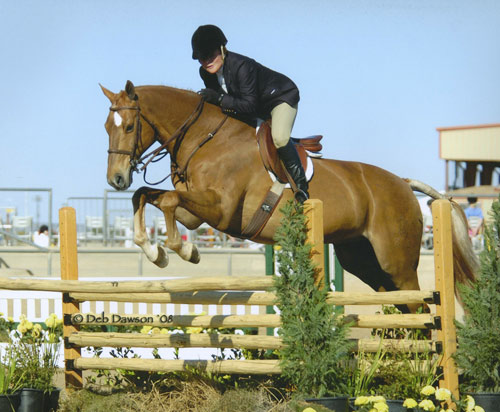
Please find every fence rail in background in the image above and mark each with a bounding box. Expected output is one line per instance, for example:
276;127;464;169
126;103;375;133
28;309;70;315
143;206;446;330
0;246;265;277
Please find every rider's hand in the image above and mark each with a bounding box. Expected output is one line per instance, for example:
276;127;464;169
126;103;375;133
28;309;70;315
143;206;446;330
198;88;223;105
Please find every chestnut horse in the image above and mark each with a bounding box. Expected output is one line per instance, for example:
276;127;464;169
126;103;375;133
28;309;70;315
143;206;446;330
101;81;477;312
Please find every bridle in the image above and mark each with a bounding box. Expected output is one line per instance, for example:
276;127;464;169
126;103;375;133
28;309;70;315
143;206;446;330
107;97;228;185
107;105;158;173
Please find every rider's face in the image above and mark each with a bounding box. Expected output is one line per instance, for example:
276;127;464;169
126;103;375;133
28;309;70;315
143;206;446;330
199;49;223;74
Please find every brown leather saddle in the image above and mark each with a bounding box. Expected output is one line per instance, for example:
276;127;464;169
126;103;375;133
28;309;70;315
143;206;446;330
256;121;323;183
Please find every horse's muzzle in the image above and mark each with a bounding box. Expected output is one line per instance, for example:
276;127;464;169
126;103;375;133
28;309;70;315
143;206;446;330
109;172;131;191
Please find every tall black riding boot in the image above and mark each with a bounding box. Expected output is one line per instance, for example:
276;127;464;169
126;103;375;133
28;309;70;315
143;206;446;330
276;141;309;203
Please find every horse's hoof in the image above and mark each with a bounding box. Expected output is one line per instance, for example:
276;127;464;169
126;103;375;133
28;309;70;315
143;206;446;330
153;245;169;268
189;246;200;264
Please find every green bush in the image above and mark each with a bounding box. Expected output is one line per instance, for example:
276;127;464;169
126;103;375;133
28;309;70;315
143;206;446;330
273;200;353;397
455;195;500;392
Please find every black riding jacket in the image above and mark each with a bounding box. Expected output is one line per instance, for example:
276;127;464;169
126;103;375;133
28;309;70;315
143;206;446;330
200;51;300;120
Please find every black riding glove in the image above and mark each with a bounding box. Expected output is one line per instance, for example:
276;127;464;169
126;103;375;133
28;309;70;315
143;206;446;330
199;88;224;105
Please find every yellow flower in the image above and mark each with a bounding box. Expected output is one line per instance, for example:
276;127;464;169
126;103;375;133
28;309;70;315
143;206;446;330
466;395;475;411
435;388;451;401
302;408;317;412
151;327;161;334
373;401;388;412
371;396;386;403
474;406;485;412
34;323;42;331
48;332;57;343
140;326;152;334
7;317;14;323
25;321;33;330
186;326;203;334
403;399;418;408
56;317;63;326
160;328;169;334
32;328;40;338
418;399;436;411
45;316;56;328
355;396;370;406
17;323;27;334
421;385;436;396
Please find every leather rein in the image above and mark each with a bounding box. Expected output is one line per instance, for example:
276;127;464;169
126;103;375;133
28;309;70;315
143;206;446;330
107;97;228;185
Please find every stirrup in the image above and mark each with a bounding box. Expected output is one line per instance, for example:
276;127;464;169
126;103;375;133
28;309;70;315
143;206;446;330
294;189;309;204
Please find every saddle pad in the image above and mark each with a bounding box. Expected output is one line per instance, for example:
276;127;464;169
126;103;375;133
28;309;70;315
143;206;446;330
256;121;322;184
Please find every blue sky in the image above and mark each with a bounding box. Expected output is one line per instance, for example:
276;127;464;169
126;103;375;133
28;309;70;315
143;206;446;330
1;0;499;221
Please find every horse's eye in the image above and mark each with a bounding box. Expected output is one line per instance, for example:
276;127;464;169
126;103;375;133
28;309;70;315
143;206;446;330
125;124;134;133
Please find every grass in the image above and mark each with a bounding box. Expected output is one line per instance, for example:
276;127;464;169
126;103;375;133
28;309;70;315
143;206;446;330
57;377;337;412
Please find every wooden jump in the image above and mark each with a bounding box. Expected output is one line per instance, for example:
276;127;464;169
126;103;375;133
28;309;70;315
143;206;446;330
0;199;459;397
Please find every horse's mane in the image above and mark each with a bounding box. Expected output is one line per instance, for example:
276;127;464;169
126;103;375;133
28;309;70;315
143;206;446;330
135;85;200;103
134;84;257;131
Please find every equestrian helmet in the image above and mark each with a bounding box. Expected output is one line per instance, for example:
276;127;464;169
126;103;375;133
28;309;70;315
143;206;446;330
191;24;228;60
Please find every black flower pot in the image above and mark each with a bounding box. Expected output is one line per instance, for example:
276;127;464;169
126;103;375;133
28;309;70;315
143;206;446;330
304;396;349;412
386;399;406;412
467;392;500;411
43;388;61;412
0;392;21;412
19;388;44;412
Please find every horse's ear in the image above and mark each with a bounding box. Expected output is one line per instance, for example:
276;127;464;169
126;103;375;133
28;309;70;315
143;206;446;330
125;80;138;101
100;83;115;101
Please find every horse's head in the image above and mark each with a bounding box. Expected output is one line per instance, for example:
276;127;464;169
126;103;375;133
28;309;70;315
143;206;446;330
101;80;155;190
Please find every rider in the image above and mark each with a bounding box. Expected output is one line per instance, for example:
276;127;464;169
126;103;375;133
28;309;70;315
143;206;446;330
191;24;309;203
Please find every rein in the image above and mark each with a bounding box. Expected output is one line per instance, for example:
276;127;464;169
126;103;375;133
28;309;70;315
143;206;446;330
108;98;228;185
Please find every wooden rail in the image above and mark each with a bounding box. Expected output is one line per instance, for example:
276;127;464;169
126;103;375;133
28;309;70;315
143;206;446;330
0;199;460;394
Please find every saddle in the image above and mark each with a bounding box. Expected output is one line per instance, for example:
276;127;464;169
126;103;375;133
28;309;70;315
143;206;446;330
241;121;323;240
256;121;323;183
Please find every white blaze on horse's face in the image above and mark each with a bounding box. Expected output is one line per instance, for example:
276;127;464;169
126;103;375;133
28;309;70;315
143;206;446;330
113;111;123;127
105;110;134;191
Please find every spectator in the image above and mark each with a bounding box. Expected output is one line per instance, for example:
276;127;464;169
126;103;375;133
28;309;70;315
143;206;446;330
33;225;49;248
464;197;484;238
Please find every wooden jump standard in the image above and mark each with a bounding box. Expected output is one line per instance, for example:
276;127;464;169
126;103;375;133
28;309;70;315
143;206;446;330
0;199;458;398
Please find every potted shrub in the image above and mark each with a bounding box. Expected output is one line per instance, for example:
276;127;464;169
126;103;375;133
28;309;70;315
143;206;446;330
366;337;441;411
12;314;63;412
455;195;500;411
0;347;23;412
274;200;354;412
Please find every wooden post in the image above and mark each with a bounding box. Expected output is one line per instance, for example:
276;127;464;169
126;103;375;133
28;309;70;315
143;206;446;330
304;199;325;288
432;199;459;399
59;207;83;388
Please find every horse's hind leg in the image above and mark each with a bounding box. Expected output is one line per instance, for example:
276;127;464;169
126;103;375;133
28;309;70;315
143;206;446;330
335;237;421;313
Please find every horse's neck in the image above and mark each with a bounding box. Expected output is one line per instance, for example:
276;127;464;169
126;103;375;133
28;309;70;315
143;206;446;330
141;86;255;154
139;86;200;136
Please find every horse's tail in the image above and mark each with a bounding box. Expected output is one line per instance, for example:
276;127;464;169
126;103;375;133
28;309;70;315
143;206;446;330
405;179;478;297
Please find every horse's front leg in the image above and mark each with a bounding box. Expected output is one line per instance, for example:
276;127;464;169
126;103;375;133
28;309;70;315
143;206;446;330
132;187;170;268
156;189;222;264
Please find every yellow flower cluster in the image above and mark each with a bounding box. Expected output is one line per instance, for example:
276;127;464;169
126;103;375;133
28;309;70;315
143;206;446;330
465;395;485;412
17;314;34;334
354;395;388;412
140;326;171;335
45;313;63;329
404;387;485;412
